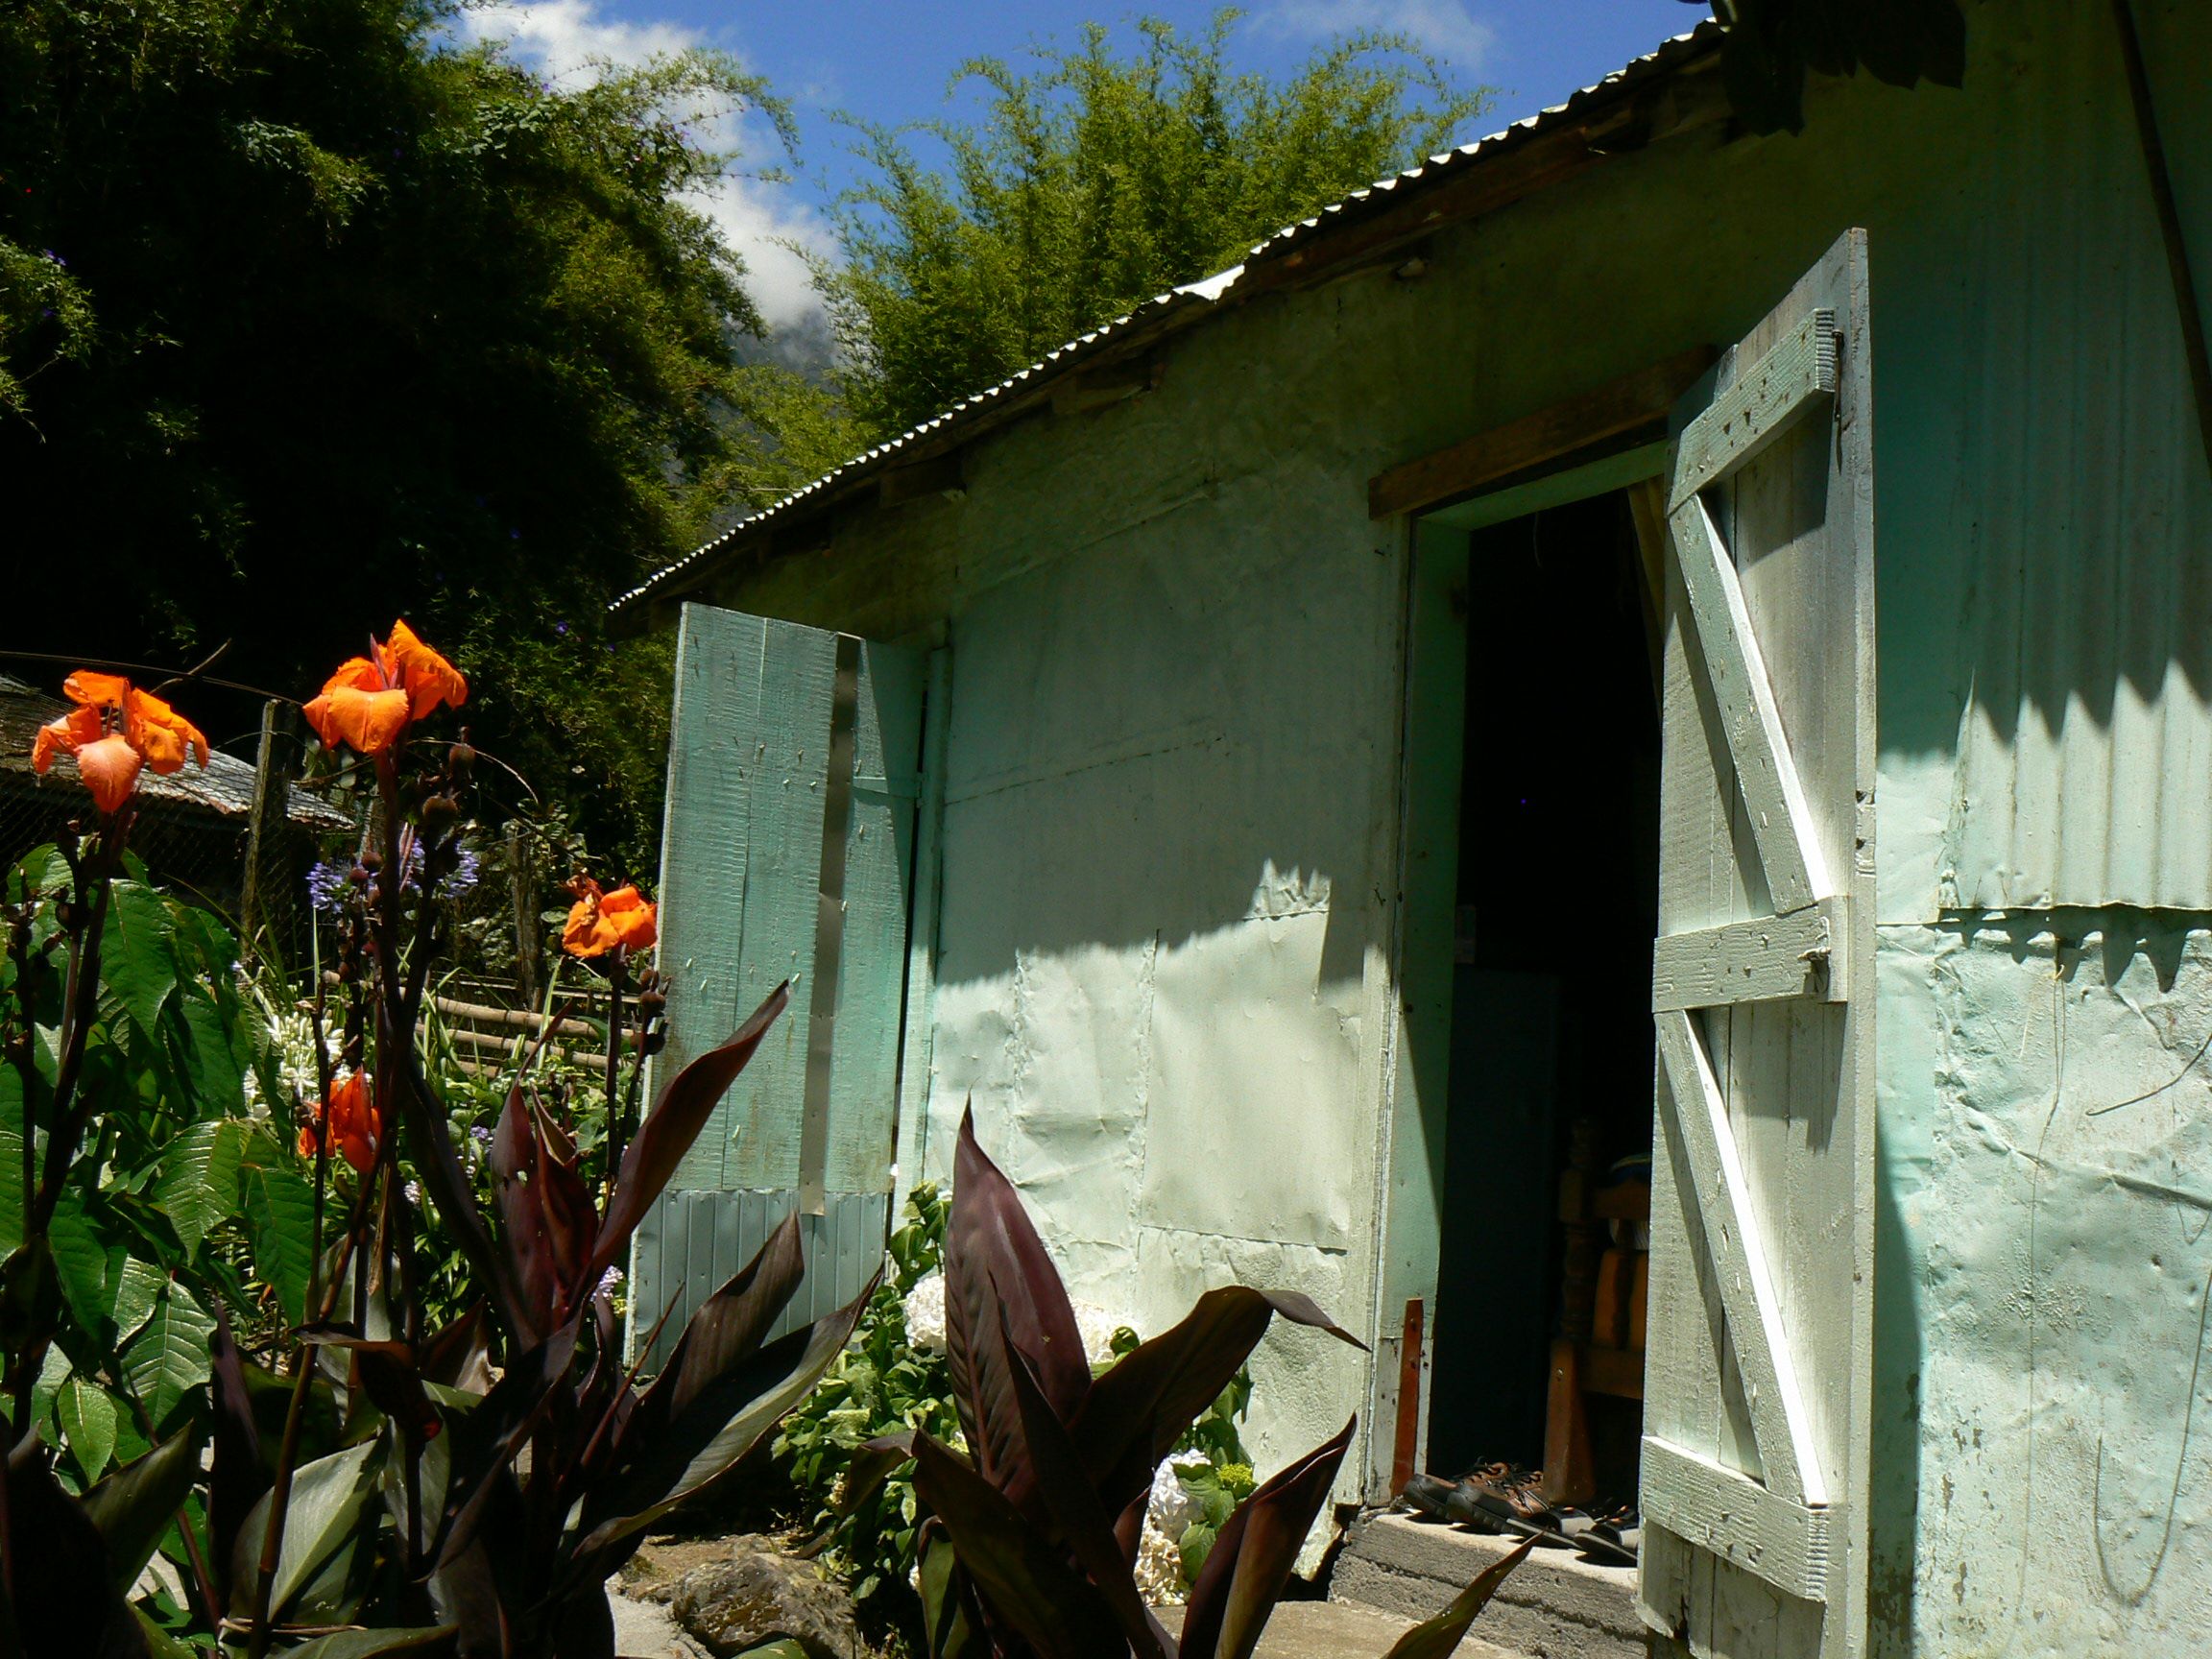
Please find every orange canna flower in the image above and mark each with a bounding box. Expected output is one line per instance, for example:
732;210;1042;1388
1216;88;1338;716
562;877;658;959
303;620;467;756
29;670;210;813
299;1070;380;1174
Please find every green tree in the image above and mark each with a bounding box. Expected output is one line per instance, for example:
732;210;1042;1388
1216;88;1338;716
821;12;1492;439
0;0;840;871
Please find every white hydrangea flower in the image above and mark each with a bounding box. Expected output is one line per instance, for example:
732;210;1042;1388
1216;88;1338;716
1131;1452;1213;1605
1147;1451;1209;1538
1070;1300;1124;1367
1135;1517;1186;1605
904;1269;949;1356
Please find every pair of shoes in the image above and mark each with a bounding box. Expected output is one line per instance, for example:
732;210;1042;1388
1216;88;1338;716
1452;1467;1559;1534
1397;1471;1460;1522
1571;1501;1641;1566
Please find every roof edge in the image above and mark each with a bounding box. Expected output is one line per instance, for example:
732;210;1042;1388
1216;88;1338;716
613;22;1727;623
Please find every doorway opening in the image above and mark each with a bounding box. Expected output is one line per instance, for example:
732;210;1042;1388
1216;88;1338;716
1423;486;1662;1514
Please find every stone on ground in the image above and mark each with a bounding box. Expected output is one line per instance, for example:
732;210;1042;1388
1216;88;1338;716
667;1533;865;1659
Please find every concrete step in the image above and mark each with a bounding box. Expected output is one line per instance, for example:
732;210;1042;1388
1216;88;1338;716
1161;1600;1516;1659
1331;1513;1644;1659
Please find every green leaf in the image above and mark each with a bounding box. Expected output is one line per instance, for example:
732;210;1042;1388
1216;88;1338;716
177;990;250;1115
111;1255;167;1349
82;1426;204;1592
280;1628;458;1658
239;1129;315;1327
59;1376;119;1477
0;1068;23;1256
122;1284;216;1431
48;1191;122;1339
228;1439;382;1623
132;1606;197;1659
103;881;182;1041
155;1118;249;1259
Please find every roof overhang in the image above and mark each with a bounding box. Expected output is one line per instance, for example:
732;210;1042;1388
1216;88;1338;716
613;24;1729;630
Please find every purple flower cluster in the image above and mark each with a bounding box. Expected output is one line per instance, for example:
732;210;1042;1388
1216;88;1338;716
397;840;482;900
305;859;349;914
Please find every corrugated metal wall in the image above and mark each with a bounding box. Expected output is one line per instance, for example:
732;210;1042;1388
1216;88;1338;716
1899;0;2212;914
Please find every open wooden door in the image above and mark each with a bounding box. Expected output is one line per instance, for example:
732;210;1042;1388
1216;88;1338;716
1640;231;1874;1659
630;601;928;1363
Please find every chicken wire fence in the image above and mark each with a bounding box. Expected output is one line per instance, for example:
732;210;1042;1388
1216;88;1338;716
0;781;345;962
0;780;613;1026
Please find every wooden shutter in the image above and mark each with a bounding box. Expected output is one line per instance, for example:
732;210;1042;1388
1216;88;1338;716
1640;231;1874;1659
630;602;928;1362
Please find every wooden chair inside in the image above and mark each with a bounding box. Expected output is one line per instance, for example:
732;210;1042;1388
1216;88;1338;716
1540;1118;1649;1507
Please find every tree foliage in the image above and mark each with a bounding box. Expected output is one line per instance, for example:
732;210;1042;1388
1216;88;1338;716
821;12;1492;440
0;0;833;869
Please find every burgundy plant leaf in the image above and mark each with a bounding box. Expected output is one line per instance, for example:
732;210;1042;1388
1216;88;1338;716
1000;1333;1169;1659
492;1090;552;1343
945;1108;1090;1482
585;981;788;1286
905;1431;1132;1659
393;1033;528;1345
207;1303;268;1608
1376;1537;1535;1659
434;1319;580;1569
420;1301;492;1390
1178;1417;1355;1659
838;1431;921;1518
79;1423;204;1596
1074;1286;1365;1520
301;1328;444;1449
6;1443;149;1658
568;1282;869;1581
655;1211;807;1425
530;1103;598;1321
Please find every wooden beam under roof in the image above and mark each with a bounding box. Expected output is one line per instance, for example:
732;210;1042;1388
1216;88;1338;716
1368;345;1717;520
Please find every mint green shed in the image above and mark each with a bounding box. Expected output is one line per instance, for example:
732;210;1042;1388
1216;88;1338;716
616;5;2212;1654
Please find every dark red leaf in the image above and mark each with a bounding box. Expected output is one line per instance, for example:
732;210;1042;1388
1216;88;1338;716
945;1109;1089;1488
420;1302;491;1390
6;1448;148;1657
1179;1418;1354;1659
585;981;788;1286
434;1319;580;1569
392;1032;528;1346
1000;1332;1169;1659
568;1282;869;1583
839;1431;920;1517
207;1303;267;1609
656;1211;807;1425
1074;1286;1364;1520
1376;1536;1535;1659
906;1431;1131;1659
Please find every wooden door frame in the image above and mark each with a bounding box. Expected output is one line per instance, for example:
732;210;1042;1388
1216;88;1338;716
1367;349;1708;1499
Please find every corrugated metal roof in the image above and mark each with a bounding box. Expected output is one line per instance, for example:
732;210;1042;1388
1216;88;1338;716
0;676;355;830
613;21;1723;615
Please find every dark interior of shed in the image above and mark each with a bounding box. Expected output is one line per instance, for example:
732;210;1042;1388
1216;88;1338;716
1424;486;1661;1513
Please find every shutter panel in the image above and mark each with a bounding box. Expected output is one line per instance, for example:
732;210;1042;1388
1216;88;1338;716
630;602;927;1362
1640;231;1874;1659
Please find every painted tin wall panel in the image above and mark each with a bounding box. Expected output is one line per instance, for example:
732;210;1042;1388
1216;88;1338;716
634;603;922;1361
632;1189;889;1367
1894;0;2212;916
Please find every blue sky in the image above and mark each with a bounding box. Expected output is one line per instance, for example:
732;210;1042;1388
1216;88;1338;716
456;1;1701;330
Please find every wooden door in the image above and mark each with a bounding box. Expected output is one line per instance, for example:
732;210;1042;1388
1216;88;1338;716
1640;231;1874;1659
629;601;928;1362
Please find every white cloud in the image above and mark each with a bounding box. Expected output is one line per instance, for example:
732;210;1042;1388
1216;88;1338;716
1259;0;1498;71
450;2;834;333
